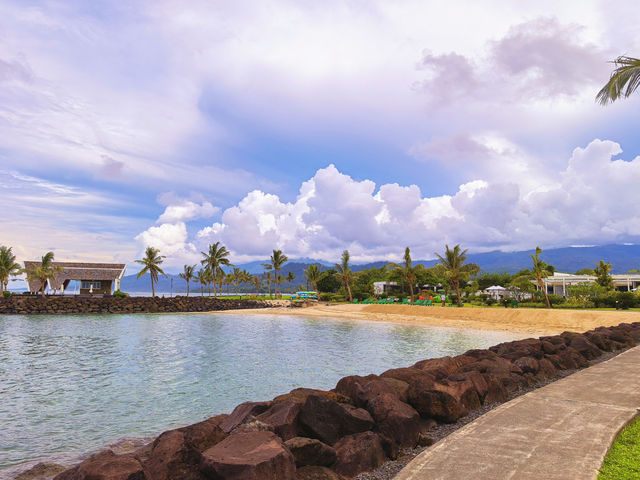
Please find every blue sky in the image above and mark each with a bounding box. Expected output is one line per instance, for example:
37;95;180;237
1;0;640;271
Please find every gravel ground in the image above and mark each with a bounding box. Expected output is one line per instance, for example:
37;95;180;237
355;347;631;480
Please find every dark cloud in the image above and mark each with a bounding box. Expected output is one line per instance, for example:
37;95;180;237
100;155;124;178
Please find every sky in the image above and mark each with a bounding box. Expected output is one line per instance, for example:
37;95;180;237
1;0;640;272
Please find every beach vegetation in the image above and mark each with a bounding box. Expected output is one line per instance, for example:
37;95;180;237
0;245;22;294
598;414;640;479
531;246;552;309
435;244;480;307
135;247;167;297
266;249;288;296
594;260;614;290
201;242;233;297
597;55;640;105
112;290;129;298
335;250;354;302
389;247;418;302
179;264;197;297
25;251;63;298
304;264;325;292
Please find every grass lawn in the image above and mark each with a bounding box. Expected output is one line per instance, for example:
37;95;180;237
598;415;640;480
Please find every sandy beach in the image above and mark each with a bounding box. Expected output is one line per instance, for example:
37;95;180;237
223;303;640;336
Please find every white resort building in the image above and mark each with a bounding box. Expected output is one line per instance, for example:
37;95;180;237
539;272;640;296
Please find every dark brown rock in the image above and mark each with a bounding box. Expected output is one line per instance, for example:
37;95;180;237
299;394;374;445
200;431;296;480
142;416;226;480
413;355;474;379
273;388;351;405
54;450;145;480
16;462;67;480
514;356;539;374
220;401;271;433
284;437;336;467
568;336;603;360
367;392;422;449
256;400;302;440
295;466;344;480
333;432;386;478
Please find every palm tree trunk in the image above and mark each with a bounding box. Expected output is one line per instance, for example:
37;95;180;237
187;280;190;297
539;277;552;308
346;281;353;302
455;280;462;307
409;280;415;303
151;278;155;297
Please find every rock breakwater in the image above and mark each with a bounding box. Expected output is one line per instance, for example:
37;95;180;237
32;321;640;480
0;296;269;315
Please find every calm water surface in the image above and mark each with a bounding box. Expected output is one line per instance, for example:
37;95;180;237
0;313;524;472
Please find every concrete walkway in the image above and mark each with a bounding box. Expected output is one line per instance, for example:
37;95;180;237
396;346;640;480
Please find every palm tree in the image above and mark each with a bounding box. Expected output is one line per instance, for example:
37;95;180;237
597;56;640;105
277;274;285;295
268;249;288;296
0;246;21;294
435;244;479;307
251;275;262;295
391;247;418;302
264;271;273;298
195;268;205;295
304;264;324;293
135;247;167;297
200;242;232;296
531;246;552;309
287;271;295;291
179;264;196;297
335;250;353;302
25;251;63;298
241;269;252;296
594;260;614;290
230;267;242;296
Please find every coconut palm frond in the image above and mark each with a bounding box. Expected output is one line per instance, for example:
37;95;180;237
596;56;640;105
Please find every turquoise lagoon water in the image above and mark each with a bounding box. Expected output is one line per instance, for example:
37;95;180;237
0;313;524;472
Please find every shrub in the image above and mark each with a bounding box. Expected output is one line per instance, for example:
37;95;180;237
485;298;497;306
319;293;346;302
547;294;566;305
113;290;130;298
2;291;11;298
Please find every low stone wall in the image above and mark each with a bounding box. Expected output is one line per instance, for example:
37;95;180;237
0;296;269;315
32;321;640;480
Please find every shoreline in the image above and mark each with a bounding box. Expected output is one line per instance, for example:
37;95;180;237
219;303;640;336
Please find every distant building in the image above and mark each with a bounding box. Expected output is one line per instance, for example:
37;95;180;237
373;281;400;295
23;262;127;295
480;285;509;300
536;272;640;296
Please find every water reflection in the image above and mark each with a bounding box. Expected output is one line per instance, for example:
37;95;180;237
0;313;524;472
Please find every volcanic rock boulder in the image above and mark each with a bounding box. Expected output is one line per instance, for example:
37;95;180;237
220;401;271;433
567;335;603;360
200;431;296;480
142;415;227;480
333;432;386;478
298;394;374;445
284;437;336;467
256;400;302;441
54;450;145;480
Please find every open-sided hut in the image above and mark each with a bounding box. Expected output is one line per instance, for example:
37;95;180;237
23;262;127;295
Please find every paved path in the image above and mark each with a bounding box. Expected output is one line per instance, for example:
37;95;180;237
396;346;640;480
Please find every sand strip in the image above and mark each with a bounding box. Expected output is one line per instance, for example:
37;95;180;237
220;303;639;336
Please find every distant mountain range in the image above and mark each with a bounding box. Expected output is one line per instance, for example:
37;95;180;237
119;244;640;293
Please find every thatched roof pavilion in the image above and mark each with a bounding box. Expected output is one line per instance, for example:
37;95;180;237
23;262;127;295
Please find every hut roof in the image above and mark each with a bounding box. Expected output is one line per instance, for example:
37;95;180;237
23;262;127;291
